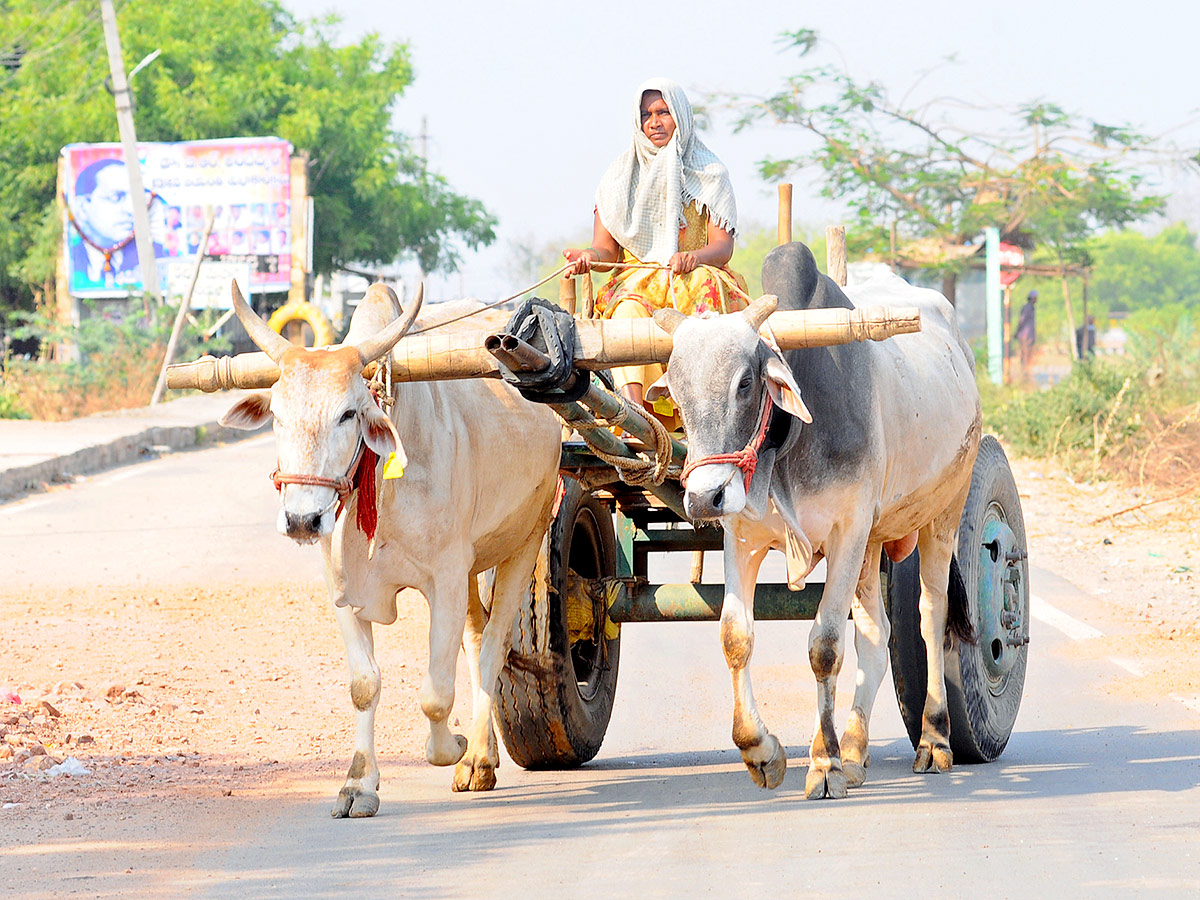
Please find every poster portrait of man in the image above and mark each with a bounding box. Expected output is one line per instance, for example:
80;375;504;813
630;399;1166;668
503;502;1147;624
64;138;295;298
67;157;167;294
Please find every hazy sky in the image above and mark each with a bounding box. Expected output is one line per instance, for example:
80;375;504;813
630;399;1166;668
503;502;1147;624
284;0;1200;300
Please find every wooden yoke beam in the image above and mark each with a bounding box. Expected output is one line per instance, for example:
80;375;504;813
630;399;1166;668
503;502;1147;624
166;303;921;392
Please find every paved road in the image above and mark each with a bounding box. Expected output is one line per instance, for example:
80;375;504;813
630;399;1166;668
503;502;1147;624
3;437;1198;898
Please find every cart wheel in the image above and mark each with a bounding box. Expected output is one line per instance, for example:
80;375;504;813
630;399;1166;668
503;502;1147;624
496;478;620;767
945;435;1029;762
268;301;336;348
885;435;1029;762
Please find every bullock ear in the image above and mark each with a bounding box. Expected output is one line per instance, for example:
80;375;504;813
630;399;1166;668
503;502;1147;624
763;356;812;423
220;392;273;430
645;370;671;403
360;402;403;464
653;308;687;334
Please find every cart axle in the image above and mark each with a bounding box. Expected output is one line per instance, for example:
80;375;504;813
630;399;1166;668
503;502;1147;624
607;580;822;623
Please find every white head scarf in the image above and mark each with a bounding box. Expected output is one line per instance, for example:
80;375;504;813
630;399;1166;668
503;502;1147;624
594;77;738;265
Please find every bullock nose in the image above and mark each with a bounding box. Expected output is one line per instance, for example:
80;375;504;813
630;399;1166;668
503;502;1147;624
684;484;725;521
283;509;324;540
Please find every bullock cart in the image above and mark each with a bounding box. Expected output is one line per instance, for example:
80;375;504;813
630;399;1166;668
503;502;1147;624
167;283;1030;775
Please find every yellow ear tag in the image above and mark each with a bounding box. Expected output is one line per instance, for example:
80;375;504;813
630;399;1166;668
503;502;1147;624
651;396;676;418
382;452;405;480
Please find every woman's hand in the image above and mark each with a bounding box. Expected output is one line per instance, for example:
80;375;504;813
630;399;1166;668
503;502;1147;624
669;251;699;274
562;247;599;276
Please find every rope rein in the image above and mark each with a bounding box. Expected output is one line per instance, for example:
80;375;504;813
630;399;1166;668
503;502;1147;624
408;259;729;335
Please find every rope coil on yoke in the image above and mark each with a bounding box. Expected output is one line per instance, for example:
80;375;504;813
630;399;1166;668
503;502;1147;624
574;382;679;487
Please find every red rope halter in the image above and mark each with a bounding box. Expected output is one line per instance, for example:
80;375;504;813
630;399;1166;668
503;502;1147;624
270;437;381;540
679;391;774;494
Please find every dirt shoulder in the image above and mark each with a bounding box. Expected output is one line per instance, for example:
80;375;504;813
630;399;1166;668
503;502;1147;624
0;581;437;898
1010;452;1200;706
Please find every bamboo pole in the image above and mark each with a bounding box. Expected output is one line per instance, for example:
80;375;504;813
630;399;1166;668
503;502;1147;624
777;184;793;245
826;225;847;287
559;275;577;315
150;210;216;404
166;304;922;391
581;273;594;318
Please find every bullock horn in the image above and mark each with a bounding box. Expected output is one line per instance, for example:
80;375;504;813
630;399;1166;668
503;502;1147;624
353;281;424;366
231;280;293;363
742;294;779;332
653;308;687;335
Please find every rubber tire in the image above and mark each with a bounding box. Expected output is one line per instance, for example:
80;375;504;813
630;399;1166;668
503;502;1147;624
268;301;336;347
496;478;620;768
885;435;1028;762
944;435;1029;763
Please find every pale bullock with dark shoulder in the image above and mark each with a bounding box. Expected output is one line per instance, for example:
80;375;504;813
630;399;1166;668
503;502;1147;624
221;283;562;817
654;242;981;799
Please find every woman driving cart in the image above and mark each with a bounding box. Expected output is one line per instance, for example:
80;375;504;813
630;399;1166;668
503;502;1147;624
563;77;751;428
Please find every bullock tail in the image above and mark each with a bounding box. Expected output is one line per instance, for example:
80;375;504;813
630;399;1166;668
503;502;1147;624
946;556;977;646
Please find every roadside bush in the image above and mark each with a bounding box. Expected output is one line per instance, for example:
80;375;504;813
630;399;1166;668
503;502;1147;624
2;300;229;421
984;312;1200;488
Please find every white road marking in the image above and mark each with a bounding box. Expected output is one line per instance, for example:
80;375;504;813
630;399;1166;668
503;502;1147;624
1030;593;1104;641
97;467;153;487
1169;694;1200;715
1109;657;1145;678
0;498;53;517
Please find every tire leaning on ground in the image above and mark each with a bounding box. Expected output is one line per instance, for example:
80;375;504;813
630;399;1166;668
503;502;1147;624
886;435;1030;762
496;477;620;767
267;301;336;347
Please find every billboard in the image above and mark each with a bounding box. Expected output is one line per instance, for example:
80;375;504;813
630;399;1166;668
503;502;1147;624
61;137;293;299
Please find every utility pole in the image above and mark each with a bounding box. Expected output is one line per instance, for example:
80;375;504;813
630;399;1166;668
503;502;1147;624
419;115;428;176
985;226;1002;385
98;0;162;307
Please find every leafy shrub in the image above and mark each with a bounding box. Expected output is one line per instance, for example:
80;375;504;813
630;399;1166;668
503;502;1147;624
2;299;230;420
984;312;1200;486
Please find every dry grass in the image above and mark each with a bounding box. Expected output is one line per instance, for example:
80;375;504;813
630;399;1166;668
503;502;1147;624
3;340;165;421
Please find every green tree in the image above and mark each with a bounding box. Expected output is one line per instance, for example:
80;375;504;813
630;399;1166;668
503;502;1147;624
1088;223;1200;312
0;0;495;313
722;29;1188;314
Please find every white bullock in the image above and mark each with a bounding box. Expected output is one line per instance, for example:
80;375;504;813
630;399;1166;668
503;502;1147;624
655;243;981;799
221;282;562;816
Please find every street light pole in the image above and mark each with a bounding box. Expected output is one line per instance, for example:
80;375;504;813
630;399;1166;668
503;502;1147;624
98;0;162;307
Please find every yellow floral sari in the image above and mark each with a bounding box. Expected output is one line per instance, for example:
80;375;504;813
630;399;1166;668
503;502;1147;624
593;203;751;318
593;203;750;427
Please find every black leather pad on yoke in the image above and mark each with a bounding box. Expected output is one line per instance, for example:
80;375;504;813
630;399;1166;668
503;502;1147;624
496;297;589;403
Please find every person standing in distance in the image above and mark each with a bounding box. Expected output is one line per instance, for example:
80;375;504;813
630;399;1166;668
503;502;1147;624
1016;289;1038;378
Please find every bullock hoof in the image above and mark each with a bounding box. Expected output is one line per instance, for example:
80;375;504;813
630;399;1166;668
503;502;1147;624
427;733;468;767
741;734;787;789
804;764;848;800
331;786;379;819
452;757;497;792
842;747;870;788
913;743;953;774
843;761;867;788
